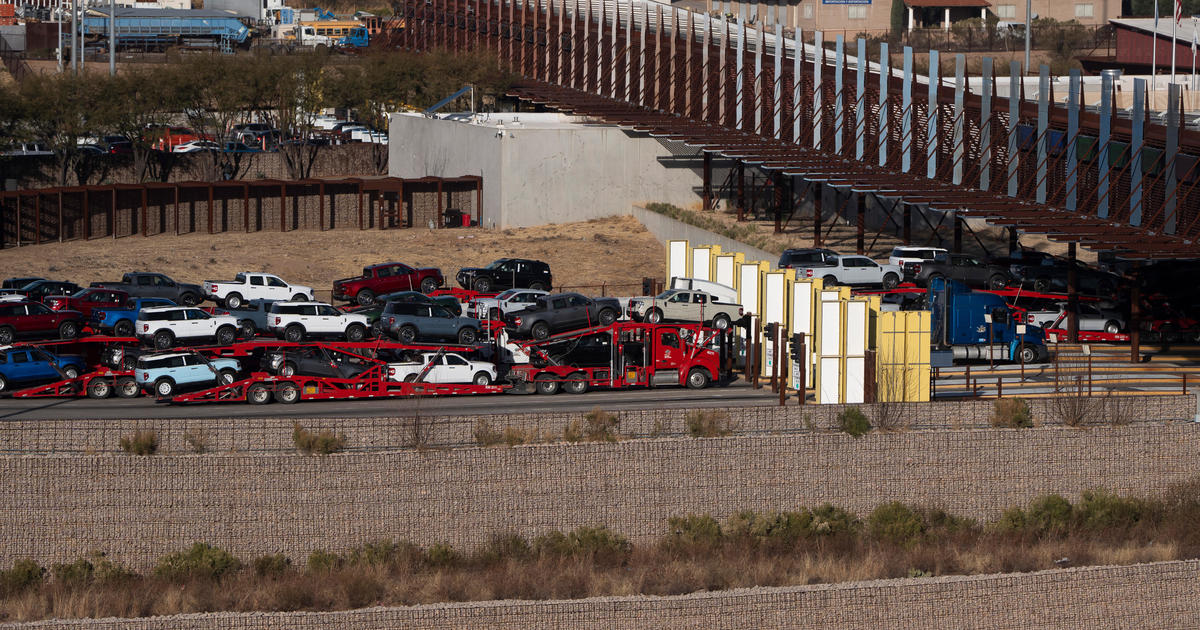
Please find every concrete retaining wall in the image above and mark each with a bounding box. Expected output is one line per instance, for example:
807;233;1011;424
632;205;779;266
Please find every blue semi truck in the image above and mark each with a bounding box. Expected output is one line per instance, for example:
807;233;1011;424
929;279;1049;364
83;7;252;51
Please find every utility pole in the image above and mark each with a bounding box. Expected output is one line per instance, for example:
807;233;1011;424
108;0;115;76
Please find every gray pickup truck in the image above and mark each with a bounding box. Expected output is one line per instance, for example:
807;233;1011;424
92;272;204;306
627;289;743;330
502;292;622;340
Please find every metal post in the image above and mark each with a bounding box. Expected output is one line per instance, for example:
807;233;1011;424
777;325;786;406
1067;242;1078;342
749;314;759;388
902;203;911;244
813;182;822;247
865;349;876;403
702;152;712;211
736;162;746;221
279;184;286;232
773;173;783;234
797;333;806;405
436;180;444;228
856;192;865;255
207;184;214;235
108;0;115;76
1130;282;1141;361
1023;0;1031;74
953;213;962;253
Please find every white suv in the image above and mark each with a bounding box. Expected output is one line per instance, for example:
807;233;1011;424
888;246;948;268
268;301;369;342
136;306;240;349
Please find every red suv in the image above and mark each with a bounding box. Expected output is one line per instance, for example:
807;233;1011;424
0;301;83;343
45;288;129;320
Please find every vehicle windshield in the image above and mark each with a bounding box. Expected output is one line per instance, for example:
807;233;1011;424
655;290;679;300
485;260;506;270
496;289;520;299
69;289;89;298
19;280;41;290
234;273;246;283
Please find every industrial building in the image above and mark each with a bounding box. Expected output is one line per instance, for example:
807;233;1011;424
203;0;285;24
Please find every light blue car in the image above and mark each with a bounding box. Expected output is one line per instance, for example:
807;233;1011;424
134;351;241;397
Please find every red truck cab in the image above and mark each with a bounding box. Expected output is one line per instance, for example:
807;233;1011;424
46;288;129;320
0;301;84;343
332;262;444;306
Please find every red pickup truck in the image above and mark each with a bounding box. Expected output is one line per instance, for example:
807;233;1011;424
45;287;129;320
332;262;443;306
0;301;83;343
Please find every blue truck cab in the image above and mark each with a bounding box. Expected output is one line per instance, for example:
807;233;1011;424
91;297;176;337
929;279;1048;364
0;346;88;393
337;26;369;48
135;351;241;397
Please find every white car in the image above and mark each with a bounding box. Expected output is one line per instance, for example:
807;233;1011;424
203;272;314;309
888;246;948;268
267;301;370;342
794;255;904;289
135;305;240;349
386;352;498;385
172;140;221;153
470;288;550;320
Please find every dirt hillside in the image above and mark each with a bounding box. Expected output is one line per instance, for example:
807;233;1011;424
0;216;663;298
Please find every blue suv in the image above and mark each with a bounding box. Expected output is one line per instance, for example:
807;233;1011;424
134;351;241;397
0;346;87;393
91;297;176;337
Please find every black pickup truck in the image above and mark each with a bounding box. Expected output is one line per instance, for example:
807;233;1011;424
92;272;204;306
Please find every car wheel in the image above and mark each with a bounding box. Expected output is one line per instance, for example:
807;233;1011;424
87;378;111;399
397;325;417;344
711;313;731;330
218;369;237;385
0;326;13;345
114;320;135;337
530;282;548;291
284;325;305;343
241;320;257;338
988;274;1009;290
458;328;478;344
115;376;139;398
563;373;588;394
61;365;80;380
882;273;900;290
58;321;78;340
0;375;6;392
345;323;366;342
472;371;492;386
1033;279;1050;293
275;381;300;404
247;382;272;405
154;378;175;397
153;330;174;349
179;293;200;306
421;277;439;294
597;309;617;326
356;290;376;306
224;293;243;309
280;361;297;377
488;307;501;320
531;322;550;340
473;277;492;293
370;320;383;338
1104;320;1120;334
646;309;663;324
535;374;559;395
687;367;711;389
403;374;418;382
120;355;137;371
216;326;236;346
822;275;838;287
1019;343;1039;365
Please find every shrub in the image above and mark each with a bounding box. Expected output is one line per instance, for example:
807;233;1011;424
503;426;538;446
991;398;1033;428
306;550;343;574
582;408;620;442
867;502;926;547
686;410;737;438
119;429;158;455
183;429;210;453
534;526;631;565
292;423;346;455
1075;490;1144;531
1027;495;1074;536
664;514;724;552
152;543;240;582
51;558;94;587
1;559;44;595
252;554;291;578
426;543;461;567
837;406;872;438
810;504;859;536
992;507;1028;534
725;510;815;547
91;553;136;586
563;420;583;443
474;534;532;565
473;419;503;446
347;540;421;569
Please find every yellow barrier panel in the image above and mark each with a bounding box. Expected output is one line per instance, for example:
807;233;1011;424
876;310;932;402
714;251;743;291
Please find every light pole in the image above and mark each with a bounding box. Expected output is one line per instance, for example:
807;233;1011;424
1023;0;1031;74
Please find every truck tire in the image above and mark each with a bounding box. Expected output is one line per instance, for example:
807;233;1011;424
216;326;237;346
284;325;305;343
275;381;300;404
58;320;79;340
1018;343;1039;365
154;378;175;397
686;368;711;389
86;378;111;399
115;376;139;398
224;292;244;309
114;320;134;337
61;365;80;379
241;320;257;338
345;323;367;342
247;382;272;405
457;328;478;344
472;371;492;386
530;282;548;291
279;362;297;377
473;277;492;293
397;325;418;344
356;290;376;306
711;313;731;330
988;274;1009;290
218;369;237;385
882;273;900;290
535;374;559;395
291;293;308;302
0;326;13;345
597;309;617;326
420;277;439;294
0;375;7;392
1033;278;1050;293
531;322;550;340
646;308;663;324
179;292;200;306
563;373;588;394
153;330;175;349
1104;320;1120;334
822;275;838;287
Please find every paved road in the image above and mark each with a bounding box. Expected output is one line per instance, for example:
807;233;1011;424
0;381;788;420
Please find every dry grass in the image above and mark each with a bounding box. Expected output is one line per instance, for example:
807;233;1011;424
0;216;663;297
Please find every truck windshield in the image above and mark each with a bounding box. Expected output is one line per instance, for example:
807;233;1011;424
234;273;246;283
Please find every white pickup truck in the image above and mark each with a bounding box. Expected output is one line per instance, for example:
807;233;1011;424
204;273;313;309
386;352;498;385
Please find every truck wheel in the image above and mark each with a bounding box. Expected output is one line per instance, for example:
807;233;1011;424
0;326;13;345
114;320;134;337
241;320;257;338
458;328;478;344
711;314;731;330
420;277;439;294
154;378;175;397
0;375;7;392
370;320;383;338
686;368;711;389
530;282;548;291
646;309;663;324
531;322;550;340
218;369;237;385
1033;279;1050;293
989;274;1009;290
216;326;237;346
1018;343;1039;365
397;325;417;344
224;293;243;309
87;378;111;399
115;376;139;398
356;290;376;306
291;294;307;302
472;371;492;386
822;275;838;287
488;307;501;320
153;330;175;349
597;309;617;326
280;361;297;377
345;323;366;342
473;277;492;293
179;292;200;306
1104;320;1120;334
563;373;588;394
275;381;300;404
882;273;900;290
61;365;80;379
247;382;272;405
58;320;79;340
535;374;559;395
284;325;305;343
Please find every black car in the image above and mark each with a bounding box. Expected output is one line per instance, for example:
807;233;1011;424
3;277;44;290
1015;259;1122;297
265;346;374;379
906;254;1011;289
503;292;622;340
19;280;82;302
456;258;553;293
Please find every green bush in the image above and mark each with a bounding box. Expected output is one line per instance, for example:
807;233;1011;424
992;507;1028;533
1;559;45;595
153;543;241;582
51;558;94;587
1075;490;1144;531
838;407;872;438
347;540;421;568
119;429;158;455
306;550;344;574
474;534;532;565
991;398;1033;428
1027;495;1074;536
292;423;347;455
426;543;461;567
867;502;926;546
664;514;724;552
810;504;860;536
686;410;737;438
725;510;815;547
534;526;631;565
252;553;291;578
